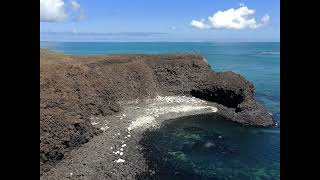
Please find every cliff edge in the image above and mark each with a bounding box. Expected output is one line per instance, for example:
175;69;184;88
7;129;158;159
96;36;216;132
40;49;274;175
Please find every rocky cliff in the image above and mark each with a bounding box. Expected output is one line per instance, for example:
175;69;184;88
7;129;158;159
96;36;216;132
40;49;274;175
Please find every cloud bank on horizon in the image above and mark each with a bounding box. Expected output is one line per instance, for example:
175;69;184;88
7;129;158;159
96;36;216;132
190;4;270;30
40;0;84;22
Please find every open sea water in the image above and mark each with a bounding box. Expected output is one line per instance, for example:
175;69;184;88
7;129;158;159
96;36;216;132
41;41;280;179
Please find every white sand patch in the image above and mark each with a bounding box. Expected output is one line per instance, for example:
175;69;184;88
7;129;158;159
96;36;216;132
114;158;125;163
128;116;155;131
143;105;217;118
100;126;109;131
212;107;218;112
120;152;123;156
127;96;217;131
113;151;120;155
122;144;126;147
153;95;206;104
164;105;216;113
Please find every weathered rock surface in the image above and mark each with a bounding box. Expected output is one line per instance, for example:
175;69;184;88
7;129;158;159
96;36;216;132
40;49;274;176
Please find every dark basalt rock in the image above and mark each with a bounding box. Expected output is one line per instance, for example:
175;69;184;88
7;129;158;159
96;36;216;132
147;57;274;127
40;49;274;175
189;71;274;127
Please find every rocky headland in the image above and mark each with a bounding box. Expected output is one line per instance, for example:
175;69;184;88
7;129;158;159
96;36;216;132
40;49;274;179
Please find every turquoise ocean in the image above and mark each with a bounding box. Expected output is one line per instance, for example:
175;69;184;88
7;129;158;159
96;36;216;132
41;41;280;179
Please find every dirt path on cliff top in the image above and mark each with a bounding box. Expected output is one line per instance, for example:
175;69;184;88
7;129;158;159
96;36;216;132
41;96;219;180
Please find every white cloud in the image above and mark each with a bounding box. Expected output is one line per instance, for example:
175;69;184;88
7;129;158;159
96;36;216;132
69;0;86;21
208;6;258;29
170;26;176;30
70;0;80;11
190;5;270;30
190;19;210;29
40;0;85;22
40;0;67;22
261;14;270;24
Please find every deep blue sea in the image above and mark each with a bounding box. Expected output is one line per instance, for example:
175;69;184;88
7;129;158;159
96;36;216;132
41;41;280;179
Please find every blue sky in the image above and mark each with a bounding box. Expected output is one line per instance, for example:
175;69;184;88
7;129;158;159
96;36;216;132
40;0;280;42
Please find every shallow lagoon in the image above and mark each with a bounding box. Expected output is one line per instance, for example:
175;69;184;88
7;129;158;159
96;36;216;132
138;113;280;180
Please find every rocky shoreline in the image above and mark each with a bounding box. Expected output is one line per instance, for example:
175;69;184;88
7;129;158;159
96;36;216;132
41;96;221;179
40;49;274;178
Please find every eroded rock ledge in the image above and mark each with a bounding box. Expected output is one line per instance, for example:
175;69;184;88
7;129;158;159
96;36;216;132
40;49;274;176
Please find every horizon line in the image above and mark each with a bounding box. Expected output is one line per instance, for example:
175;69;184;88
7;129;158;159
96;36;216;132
40;40;280;43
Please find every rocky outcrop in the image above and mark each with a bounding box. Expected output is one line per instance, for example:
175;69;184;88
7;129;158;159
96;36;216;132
40;49;274;175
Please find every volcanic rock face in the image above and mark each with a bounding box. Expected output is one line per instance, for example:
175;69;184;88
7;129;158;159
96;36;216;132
40;49;274;175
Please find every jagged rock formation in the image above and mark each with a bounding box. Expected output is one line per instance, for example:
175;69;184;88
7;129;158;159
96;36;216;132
40;49;274;175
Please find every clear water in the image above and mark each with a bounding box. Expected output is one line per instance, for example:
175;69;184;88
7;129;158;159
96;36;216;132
40;41;280;179
138;114;280;180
